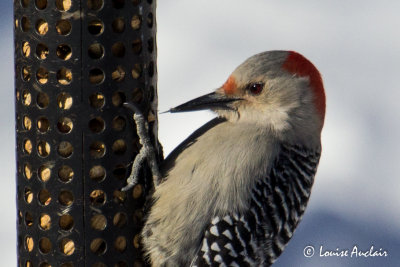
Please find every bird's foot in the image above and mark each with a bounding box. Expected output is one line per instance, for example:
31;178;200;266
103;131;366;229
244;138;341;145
121;102;161;192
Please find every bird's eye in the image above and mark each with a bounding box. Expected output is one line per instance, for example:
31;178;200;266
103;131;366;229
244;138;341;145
247;83;264;95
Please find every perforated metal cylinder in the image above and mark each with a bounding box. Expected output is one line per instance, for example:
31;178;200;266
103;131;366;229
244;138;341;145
14;0;158;266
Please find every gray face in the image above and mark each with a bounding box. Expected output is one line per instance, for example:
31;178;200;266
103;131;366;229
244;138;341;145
168;50;324;145
215;50;324;146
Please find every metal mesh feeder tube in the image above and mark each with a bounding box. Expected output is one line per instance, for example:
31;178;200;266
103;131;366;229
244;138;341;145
15;0;158;266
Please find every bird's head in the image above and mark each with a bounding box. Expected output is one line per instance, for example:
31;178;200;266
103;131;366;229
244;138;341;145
170;51;325;144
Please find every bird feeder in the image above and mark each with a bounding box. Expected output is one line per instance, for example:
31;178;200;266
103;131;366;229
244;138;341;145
14;0;158;266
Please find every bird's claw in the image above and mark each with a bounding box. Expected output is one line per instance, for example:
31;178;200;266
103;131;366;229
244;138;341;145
122;102;161;192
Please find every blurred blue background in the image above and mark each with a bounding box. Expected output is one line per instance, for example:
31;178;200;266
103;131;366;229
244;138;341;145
2;1;400;266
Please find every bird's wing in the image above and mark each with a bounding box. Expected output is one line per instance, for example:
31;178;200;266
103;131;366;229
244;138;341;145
191;144;321;266
160;117;226;179
191;212;263;267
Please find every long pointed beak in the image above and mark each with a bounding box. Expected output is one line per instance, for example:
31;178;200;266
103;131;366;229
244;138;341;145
169;92;242;113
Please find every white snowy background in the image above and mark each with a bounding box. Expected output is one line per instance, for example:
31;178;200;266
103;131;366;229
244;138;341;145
1;1;399;266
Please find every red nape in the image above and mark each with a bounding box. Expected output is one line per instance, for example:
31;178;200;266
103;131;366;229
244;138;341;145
222;75;237;95
282;51;326;121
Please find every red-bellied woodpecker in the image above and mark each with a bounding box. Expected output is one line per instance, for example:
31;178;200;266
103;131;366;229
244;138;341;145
125;50;325;266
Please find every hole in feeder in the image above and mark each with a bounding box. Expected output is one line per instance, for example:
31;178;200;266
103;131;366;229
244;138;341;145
36;67;49;84
37;117;50;133
112;91;126;107
112;0;124;9
115;261;128;267
90;214;107;231
56;20;71;35
36;43;49;59
89;68;104;84
88;43;104;59
89;117;105;133
90;190;106;206
22;90;32;106
35;0;47;10
25;187;33;204
113;164;126;180
131;64;142;79
59;190;74;206
132;87;143;103
37;140;50;157
58;141;73;158
57;44;72;60
132;184;143;199
132;39;142;54
58;165;74;183
88;19;104;35
36;19;48;35
39;237;52;254
90;141;105;158
26;236;34;252
89;93;105;108
60;238;75;255
147;37;154;53
87;0;103;11
112;42;125;58
149;85;155;101
21;16;30;32
39;214;51;230
23;139;33;154
147;13;153;28
131;15;141;30
38;165;51;182
24;163;33;180
89;165;106;182
57;117;73;133
37;92;49;108
112;116;126;131
132;209;143;225
25;211;34;227
90;238;107;255
112;66;125;82
59;214;74;230
38;189;51;206
22;66;31;81
57;92;73;109
22;41;31;57
133;234;140;249
23;116;32;131
19;210;23;225
148;61;155;77
56;0;72;11
21;0;30;8
113;190;126;204
114;236;127;252
112;139;126;155
113;212;127;227
57;68;72;85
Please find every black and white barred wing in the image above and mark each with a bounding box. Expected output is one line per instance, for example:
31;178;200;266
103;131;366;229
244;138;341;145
191;212;268;267
192;144;321;267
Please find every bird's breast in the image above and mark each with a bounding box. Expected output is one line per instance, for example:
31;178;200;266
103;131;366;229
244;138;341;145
143;121;280;265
